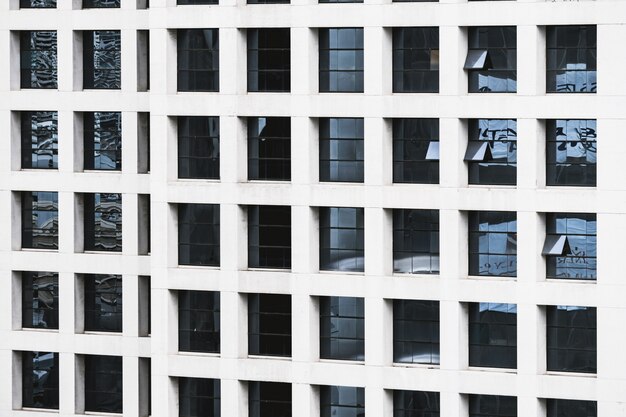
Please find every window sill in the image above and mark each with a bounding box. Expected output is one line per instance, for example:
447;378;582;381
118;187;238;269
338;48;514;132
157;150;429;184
318;270;364;276
467;275;516;282
82;251;122;255
248;354;291;361
18;168;58;172
319;358;365;365
246;179;291;184
82;331;122;336
392;272;439;278
20;248;58;253
545;278;596;284
246;268;292;273
467;184;516;189
20;408;59;413
545;371;596;378
177;351;220;358
176;264;220;270
20;328;58;333
84;412;122;416
468;366;517;374
392;362;439;369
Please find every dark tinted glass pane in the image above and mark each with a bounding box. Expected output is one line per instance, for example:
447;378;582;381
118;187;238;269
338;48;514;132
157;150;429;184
83;31;121;89
22;271;59;329
248;29;290;92
84;112;122;171
178;204;220;266
393;209;439;274
178;29;219;92
84;355;123;413
468;211;517;277
393;390;439;417
393;27;439;93
469;303;517;369
22;351;59;409
319;118;364;183
84;274;123;332
546;119;596;186
21;111;58;169
546;399;596;417
179;290;220;353
178;116;220;179
467;119;517;185
547;306;596;373
467;27;516;93
248;117;291;181
21;0;57;7
393;118;439;184
178;0;218;3
84;193;122;252
249;294;292;357
248;206;291;269
546;26;596;93
249;382;292;417
545;213;596;280
22;191;58;250
320;386;364;417
319;28;364;93
179;377;221;417
393;300;440;364
320;297;364;361
469;394;517;417
319;207;364;272
83;0;120;6
20;31;57;89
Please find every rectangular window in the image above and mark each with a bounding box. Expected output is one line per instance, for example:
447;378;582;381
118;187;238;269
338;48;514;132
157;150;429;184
22;271;59;330
469;303;517;369
83;0;120;6
320;386;364;417
84;355;123;414
178;0;218;3
21;111;58;169
319;28;364;93
22;351;59;410
466;119;517;185
319;296;364;361
84;193;122;252
178;203;220;266
543;213;596;280
22;191;58;250
20;31;57;89
247;0;288;4
249;382;292;417
178;290;220;353
465;27;516;93
469;395;517;417
393;209;439;274
468;211;517;277
392;27;439;93
248;293;291;357
84;274;122;333
20;0;57;7
178;29;219;92
83;30;121;89
547;25;596;93
248;117;291;181
547;305;596;373
84;112;122;171
393;390;439;416
178;116;220;179
393;118;439;184
247;28;290;92
393;300;439;365
319;118;364;183
248;205;291;269
546;119;596;187
319;207;364;272
179;378;221;417
546;399;596;417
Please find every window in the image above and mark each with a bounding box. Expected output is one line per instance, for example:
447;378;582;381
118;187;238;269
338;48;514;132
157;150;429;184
469;395;517;417
319;28;364;93
319;296;364;361
248;29;290;92
22;271;59;330
84;355;123;414
83;30;121;89
21;111;58;169
179;378;221;417
465;27;516;93
248;205;291;269
22;351;59;410
393;390;439;417
84;274;122;333
178;29;219;92
248;293;291;357
546;119;596;187
20;31;57;89
393;118;439;184
249;382;292;417
83;0;120;7
248;117;291;181
319;118;364;183
392;0;435;3
469;303;517;369
546;399;596;417
248;0;288;5
84;112;122;171
84;193;122;252
20;0;57;7
547;26;596;93
393;300;439;365
543;213;596;280
466;119;517;185
392;27;439;93
22;191;58;250
178;290;220;353
178;203;220;266
178;116;220;179
320;386;364;417
319;207;364;272
393;209;439;274
468;211;517;277
178;0;217;3
547;305;596;373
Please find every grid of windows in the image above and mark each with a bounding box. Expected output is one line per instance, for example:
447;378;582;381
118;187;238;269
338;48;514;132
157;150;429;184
468;211;517;277
84;274;123;333
83;30;121;89
247;29;290;92
319;207;364;272
83;112;122;171
466;26;516;93
84;193;122;252
22;271;59;330
178;29;219;92
248;117;291;181
546;25;597;93
392;27;439;93
544;213;596;280
319;118;364;183
179;378;221;417
248;293;291;357
179;290;220;353
469;303;517;369
319;296;364;361
319;28;364;93
393;390;440;417
21;111;58;169
178;203;220;266
20;31;57;89
546;305;597;374
546;119;597;187
392;118;439;184
22;351;59;410
178;116;220;179
393;299;439;365
248;205;291;269
466;119;517;186
21;191;58;250
84;355;123;414
393;209;439;274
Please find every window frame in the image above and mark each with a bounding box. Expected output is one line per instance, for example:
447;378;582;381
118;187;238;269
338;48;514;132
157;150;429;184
247;117;291;181
248;381;292;417
179;377;221;417
22;271;59;330
178;203;220;267
21;191;59;250
319;207;364;273
546;119;596;187
178;290;221;354
319;296;365;361
392;118;439;184
177;29;219;92
83;30;121;90
21;111;58;169
468;302;517;370
84;355;123;414
83;112;122;171
20;31;58;89
465;26;517;93
468;211;517;277
320;386;364;417
392;27;439;93
543;213;596;280
83;274;123;333
319;118;364;183
248;205;292;269
248;293;292;357
84;192;122;252
22;351;59;410
546;25;597;94
393;209;440;275
393;299;440;365
178;116;220;180
247;28;291;92
319;28;364;93
546;305;597;374
466;119;517;186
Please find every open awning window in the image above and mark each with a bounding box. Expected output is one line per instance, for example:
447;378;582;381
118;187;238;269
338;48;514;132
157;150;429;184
464;141;492;162
425;141;439;161
464;50;492;70
542;235;571;256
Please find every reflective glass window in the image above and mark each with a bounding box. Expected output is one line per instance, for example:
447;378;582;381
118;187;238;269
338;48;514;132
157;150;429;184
319;28;364;93
320;386;364;417
467;27;516;93
22;351;59;410
178;29;219;92
319;118;364;183
84;355;123;414
20;31;57;89
469;211;517;277
248;205;291;269
393;300;439;365
467;119;517;185
248;117;291;181
21;111;58;169
249;294;291;357
83;30;121;89
547;306;596;373
179;378;221;417
83;0;120;6
84;112;122;171
178;203;220;266
249;382;292;417
179;290;220;353
178;0;218;3
394;390;439;417
320;296;364;361
178;116;220;179
546;399;596;417
469;395;517;417
22;191;58;250
20;0;57;7
547;26;596;93
248;29;290;92
546;119;596;186
545;213;596;280
22;271;59;330
393;27;439;93
319;207;364;272
84;193;122;252
393;118;439;184
393;209;439;274
469;303;517;369
84;274;122;333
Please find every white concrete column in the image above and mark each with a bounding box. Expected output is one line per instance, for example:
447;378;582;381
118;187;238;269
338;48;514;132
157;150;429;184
59;352;77;415
122;193;139;256
597;119;626;191
597;24;626;96
123;274;140;337
439;26;466;96
123;356;140;417
439;118;467;189
220;28;246;95
122;111;139;175
220;116;246;184
516;118;545;190
364;26;391;95
291;28;317;95
517;25;545;97
364;117;391;186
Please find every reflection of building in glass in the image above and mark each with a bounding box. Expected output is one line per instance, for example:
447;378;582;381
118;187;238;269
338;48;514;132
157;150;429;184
22;191;58;250
84;193;122;252
20;31;57;89
21;111;58;169
84;112;122;171
22;271;59;330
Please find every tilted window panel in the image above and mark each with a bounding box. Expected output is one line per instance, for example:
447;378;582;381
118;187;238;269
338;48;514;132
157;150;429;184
319;296;364;361
178;29;219;92
392;27;439;93
469;394;517;417
247;28;291;92
547;25;596;93
178;116;220;179
393;209;439;274
392;118;439;184
22;191;58;250
320;386;364;417
84;355;123;414
248;293;292;357
249;382;292;417
179;378;221;417
393;390;440;417
178;203;220;266
466;119;517;185
22;351;59;410
319;207;364;272
319;28;364;93
22;271;59;330
178;290;220;353
469;303;517;369
20;0;57;7
84;112;122;171
393;299;440;365
468;211;517;277
546;119;596;186
319;118;364;183
84;274;122;333
547;305;596;373
21;111;58;169
84;193;122;252
248;205;291;269
544;213;596;280
546;399;597;417
83;30;121;89
466;26;516;93
20;31;57;89
248;117;291;181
